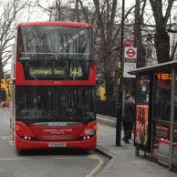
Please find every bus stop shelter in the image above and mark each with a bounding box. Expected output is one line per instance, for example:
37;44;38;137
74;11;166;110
129;60;177;170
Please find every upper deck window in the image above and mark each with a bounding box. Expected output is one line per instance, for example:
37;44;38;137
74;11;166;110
18;26;92;61
16;26;94;80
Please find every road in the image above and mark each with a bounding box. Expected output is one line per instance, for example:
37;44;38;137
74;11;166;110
0;107;108;177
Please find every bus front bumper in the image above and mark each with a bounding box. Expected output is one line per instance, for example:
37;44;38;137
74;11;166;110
15;135;97;152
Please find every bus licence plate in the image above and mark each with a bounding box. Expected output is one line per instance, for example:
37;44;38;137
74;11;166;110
49;142;66;147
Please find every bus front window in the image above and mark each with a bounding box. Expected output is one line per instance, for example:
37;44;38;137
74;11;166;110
19;26;91;59
16;86;95;124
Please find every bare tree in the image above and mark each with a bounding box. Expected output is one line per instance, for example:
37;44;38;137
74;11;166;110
36;0;91;22
0;1;22;78
0;0;34;81
149;0;176;63
92;0;118;95
93;0;137;95
134;0;147;68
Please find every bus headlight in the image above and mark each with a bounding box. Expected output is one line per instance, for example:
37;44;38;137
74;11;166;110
80;129;95;140
19;135;36;141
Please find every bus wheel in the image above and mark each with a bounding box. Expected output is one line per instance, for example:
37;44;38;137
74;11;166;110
16;150;23;156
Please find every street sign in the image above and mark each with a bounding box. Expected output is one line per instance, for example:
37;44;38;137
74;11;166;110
126;48;135;57
123;47;137;78
123;62;136;78
124;39;132;46
124;47;137;62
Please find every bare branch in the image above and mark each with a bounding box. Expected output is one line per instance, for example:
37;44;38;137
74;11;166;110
78;0;89;22
93;0;106;45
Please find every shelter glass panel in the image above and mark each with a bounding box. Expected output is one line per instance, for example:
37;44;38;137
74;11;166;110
173;68;177;160
153;72;172;157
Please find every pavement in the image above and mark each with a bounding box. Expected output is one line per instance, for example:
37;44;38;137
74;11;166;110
96;114;177;177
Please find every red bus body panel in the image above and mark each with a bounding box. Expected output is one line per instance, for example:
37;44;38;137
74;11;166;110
17;21;92;29
15;121;97;151
15;135;96;151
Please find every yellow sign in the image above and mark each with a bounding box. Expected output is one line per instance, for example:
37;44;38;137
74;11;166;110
1;83;6;89
97;87;106;101
1;78;12;102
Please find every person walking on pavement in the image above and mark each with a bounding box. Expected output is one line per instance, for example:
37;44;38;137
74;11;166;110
122;94;135;144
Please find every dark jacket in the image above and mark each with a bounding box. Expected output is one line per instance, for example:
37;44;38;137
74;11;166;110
122;100;135;123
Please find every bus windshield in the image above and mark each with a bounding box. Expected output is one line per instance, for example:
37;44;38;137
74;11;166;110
18;26;91;61
16;86;95;124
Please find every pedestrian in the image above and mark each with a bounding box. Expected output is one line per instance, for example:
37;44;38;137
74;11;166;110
122;94;135;144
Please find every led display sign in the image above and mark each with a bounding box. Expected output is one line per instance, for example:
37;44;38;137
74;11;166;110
25;61;88;80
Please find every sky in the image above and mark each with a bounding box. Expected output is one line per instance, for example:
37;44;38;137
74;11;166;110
16;1;52;23
15;0;177;27
1;0;177;24
16;0;136;23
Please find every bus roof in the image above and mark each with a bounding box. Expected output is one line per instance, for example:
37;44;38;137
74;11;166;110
17;21;92;29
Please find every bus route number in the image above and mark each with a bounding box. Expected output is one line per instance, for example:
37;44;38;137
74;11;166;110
70;67;83;77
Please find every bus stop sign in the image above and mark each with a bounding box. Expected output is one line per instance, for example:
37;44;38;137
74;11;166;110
124;47;137;60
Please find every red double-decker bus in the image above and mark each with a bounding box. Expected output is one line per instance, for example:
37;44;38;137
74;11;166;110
10;21;97;152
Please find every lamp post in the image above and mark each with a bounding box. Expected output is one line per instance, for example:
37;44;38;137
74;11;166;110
116;0;125;146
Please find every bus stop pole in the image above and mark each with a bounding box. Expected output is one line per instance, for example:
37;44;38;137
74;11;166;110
116;0;125;146
169;68;175;171
116;88;121;146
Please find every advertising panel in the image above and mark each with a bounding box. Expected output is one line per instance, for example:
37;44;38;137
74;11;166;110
135;105;149;146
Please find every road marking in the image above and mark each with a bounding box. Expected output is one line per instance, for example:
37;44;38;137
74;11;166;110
0;158;29;161
0;155;96;161
9;140;14;146
56;155;104;177
54;156;90;160
86;154;104;177
2;135;13;140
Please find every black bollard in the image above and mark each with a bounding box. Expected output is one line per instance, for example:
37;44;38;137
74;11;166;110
116;104;122;146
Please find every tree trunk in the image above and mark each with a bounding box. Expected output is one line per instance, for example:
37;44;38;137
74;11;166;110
155;29;170;63
104;72;113;96
149;0;174;63
0;50;4;80
134;0;146;68
0;51;4;103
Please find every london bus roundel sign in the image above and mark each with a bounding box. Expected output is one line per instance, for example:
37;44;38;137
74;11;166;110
126;48;136;58
124;47;137;59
